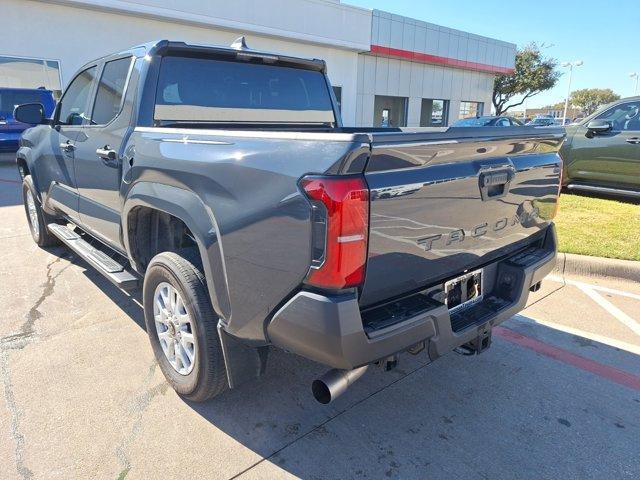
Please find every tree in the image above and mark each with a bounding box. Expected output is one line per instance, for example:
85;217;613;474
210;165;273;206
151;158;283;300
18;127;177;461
492;43;560;115
569;88;620;116
544;102;566;110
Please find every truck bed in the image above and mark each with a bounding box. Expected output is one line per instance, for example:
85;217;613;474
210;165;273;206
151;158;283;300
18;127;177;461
130;124;563;342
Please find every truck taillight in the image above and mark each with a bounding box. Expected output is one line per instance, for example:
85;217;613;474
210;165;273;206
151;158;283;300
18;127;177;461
301;175;369;289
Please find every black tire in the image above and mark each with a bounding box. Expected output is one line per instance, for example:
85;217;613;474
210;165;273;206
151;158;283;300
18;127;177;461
143;251;227;401
22;175;60;247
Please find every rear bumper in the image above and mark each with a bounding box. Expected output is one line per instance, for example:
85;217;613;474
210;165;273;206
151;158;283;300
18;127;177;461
268;225;557;370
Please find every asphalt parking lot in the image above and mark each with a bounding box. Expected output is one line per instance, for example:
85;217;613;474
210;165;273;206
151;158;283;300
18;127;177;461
1;161;639;480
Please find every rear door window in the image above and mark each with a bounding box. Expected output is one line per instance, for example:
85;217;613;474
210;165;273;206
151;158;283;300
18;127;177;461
91;57;133;125
154;56;335;125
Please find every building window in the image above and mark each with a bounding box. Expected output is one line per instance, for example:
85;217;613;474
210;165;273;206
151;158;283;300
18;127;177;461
421;99;449;127
0;55;62;99
374;95;407;127
459;101;483;119
332;86;342;113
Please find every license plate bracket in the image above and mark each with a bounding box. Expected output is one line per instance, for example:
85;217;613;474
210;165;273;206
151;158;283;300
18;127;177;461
444;269;483;313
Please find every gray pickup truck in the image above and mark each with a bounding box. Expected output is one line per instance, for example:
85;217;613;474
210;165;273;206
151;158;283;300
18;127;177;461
15;39;563;404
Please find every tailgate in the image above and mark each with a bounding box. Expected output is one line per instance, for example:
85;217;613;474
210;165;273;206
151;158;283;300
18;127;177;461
360;126;564;307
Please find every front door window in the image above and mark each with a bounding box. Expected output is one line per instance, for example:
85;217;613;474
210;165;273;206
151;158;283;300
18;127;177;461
57;67;97;126
595;102;640;131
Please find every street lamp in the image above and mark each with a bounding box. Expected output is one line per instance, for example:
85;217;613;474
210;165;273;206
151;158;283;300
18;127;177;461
561;60;583;124
631;73;639;96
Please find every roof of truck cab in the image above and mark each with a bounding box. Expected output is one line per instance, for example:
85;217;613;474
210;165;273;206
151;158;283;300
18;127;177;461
76;39;327;78
147;40;327;72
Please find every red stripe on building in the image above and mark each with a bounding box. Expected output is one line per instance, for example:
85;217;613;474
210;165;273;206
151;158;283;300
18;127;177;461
370;44;514;75
495;327;640;392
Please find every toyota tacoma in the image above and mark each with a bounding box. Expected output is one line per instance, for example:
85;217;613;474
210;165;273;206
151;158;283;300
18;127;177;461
15;39;564;403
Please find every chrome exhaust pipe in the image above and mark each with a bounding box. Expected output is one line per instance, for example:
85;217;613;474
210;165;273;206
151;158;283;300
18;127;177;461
311;365;369;404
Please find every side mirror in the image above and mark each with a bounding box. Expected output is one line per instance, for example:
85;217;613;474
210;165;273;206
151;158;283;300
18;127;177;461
586;119;612;133
14;103;46;125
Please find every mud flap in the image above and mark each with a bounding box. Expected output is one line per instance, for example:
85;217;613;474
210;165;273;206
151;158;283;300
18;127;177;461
217;322;268;389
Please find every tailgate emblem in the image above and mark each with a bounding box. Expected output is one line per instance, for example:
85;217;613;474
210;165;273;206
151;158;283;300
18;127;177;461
416;201;540;252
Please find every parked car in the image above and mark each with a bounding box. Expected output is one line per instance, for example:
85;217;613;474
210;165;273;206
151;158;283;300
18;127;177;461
452;115;523;127
15;39;563;404
561;96;640;197
526;116;556;127
0;88;56;152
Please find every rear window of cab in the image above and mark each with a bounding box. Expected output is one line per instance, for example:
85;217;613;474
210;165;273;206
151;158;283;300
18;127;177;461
153;56;335;125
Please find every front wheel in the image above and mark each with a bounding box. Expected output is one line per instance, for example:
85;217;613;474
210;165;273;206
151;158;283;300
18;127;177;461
22;175;59;247
143;251;227;401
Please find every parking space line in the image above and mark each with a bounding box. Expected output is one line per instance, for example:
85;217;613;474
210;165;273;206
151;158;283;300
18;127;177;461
515;315;640;356
495;326;640;391
546;274;640;337
577;284;640;337
548;274;640;301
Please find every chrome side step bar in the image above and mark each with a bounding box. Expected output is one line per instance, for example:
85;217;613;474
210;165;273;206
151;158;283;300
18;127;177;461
566;183;640;198
48;223;140;291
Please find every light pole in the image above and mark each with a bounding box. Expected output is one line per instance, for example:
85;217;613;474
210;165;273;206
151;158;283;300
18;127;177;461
561;61;583;124
631;73;639;96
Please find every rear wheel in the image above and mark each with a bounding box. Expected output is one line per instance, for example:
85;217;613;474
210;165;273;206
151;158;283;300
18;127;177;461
143;251;227;401
22;175;59;247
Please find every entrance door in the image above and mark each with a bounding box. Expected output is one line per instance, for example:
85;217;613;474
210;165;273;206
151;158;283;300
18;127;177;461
374;96;408;128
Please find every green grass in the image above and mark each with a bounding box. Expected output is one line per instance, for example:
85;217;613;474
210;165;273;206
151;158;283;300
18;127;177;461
554;193;640;261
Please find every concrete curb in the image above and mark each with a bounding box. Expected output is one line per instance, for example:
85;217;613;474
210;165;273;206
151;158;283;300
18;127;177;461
553;252;640;283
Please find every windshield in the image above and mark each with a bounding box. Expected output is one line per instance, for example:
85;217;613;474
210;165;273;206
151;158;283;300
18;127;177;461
453;117;493;127
0;90;50;116
154;56;336;126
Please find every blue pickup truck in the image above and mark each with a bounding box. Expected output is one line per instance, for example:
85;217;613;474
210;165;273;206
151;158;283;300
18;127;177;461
0;88;55;152
14;39;563;404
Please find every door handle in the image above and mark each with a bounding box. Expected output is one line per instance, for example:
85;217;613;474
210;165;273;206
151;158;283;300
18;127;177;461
626;137;640;144
59;141;75;152
96;146;117;162
478;168;514;201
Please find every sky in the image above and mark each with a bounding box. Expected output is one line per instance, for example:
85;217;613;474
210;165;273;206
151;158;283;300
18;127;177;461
346;0;640;109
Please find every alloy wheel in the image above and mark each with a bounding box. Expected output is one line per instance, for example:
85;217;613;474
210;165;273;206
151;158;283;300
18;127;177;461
153;282;197;375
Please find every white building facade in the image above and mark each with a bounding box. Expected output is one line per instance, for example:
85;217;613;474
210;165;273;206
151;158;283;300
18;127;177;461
1;0;515;127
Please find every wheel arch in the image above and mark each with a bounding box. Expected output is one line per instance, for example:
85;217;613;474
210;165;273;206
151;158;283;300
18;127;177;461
16;147;37;191
123;182;231;320
16;156;29;179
